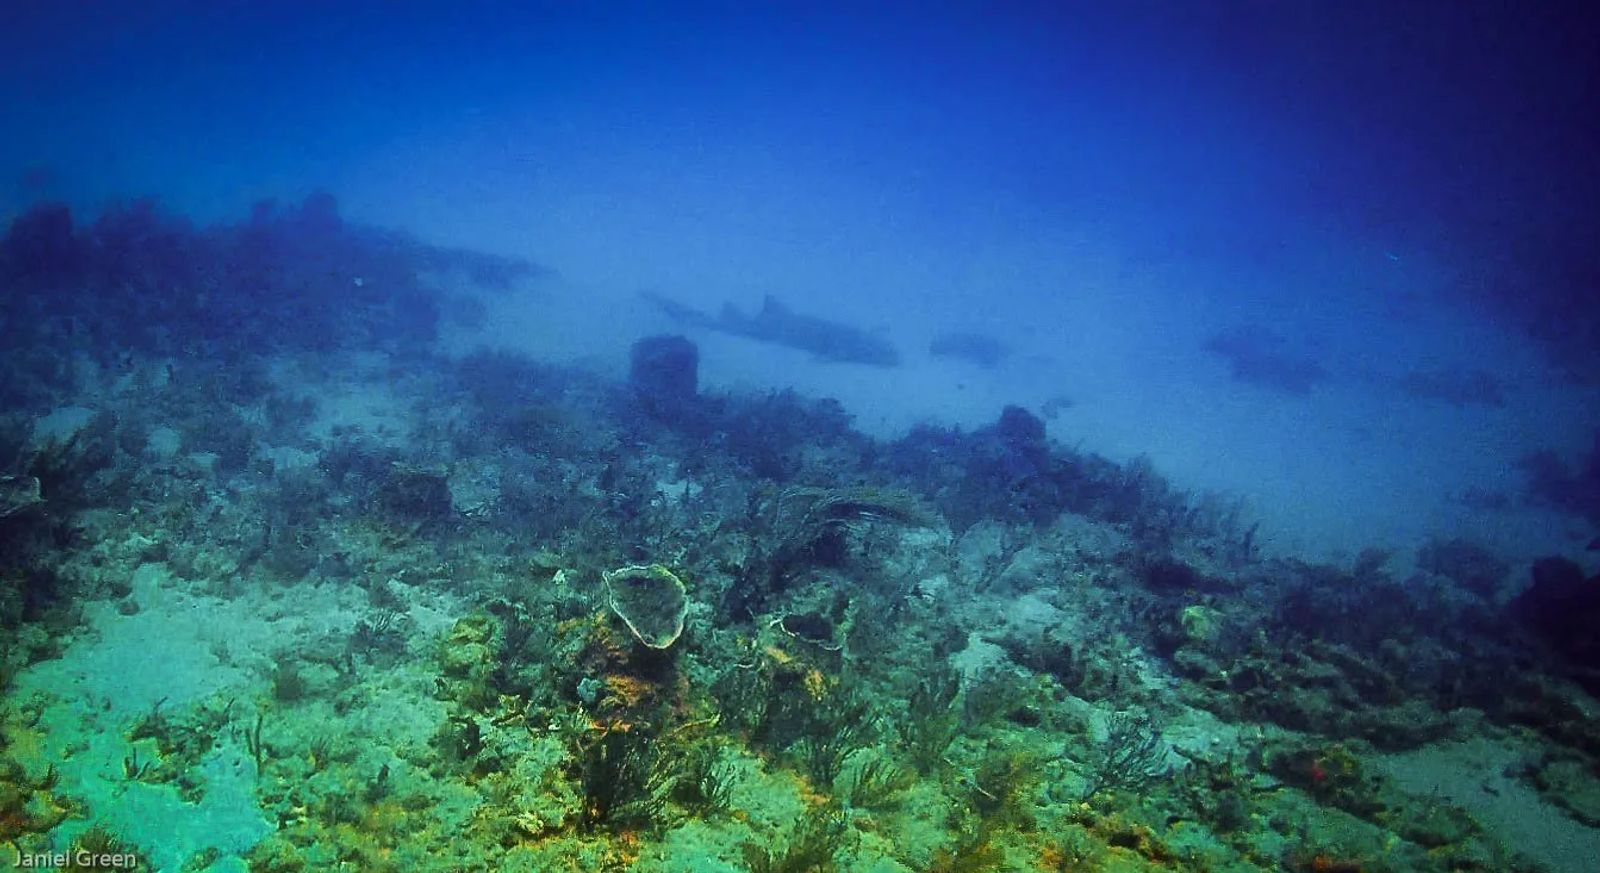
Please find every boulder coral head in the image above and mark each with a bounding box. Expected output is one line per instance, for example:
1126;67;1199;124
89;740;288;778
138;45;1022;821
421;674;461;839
604;564;689;649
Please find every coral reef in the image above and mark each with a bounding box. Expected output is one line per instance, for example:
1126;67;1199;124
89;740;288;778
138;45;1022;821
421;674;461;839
0;197;1595;872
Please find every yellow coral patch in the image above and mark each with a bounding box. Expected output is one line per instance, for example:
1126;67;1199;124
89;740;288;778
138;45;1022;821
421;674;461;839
803;667;828;701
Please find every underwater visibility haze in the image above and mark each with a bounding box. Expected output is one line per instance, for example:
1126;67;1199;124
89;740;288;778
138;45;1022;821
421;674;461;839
3;2;1600;871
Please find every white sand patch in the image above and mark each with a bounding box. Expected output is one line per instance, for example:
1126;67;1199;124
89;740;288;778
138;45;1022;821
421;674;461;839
257;444;319;471
23;564;252;720
30;406;98;445
7;562;439;870
1376;735;1600;873
77;750;265;873
146;425;183;459
12;565;281;868
309;380;412;443
294;352;417;445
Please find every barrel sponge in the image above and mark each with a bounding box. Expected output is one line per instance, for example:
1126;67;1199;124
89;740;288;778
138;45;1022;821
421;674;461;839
603;564;690;649
629;334;699;402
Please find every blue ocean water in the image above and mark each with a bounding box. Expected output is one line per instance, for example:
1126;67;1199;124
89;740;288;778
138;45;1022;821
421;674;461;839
2;4;1598;871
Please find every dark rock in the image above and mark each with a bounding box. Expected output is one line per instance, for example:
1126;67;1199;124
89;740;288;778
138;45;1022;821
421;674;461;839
378;464;453;522
1139;556;1212;593
779;611;835;646
1416;537;1510;598
1;204;82;283
1519;432;1600;526
996;405;1046;452
1510;557;1600;675
630;334;699;420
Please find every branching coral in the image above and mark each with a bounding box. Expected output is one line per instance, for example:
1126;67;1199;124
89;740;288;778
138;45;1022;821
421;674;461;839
669;744;736;815
771;485;936;560
751;485;937;598
780;684;876;791
576;726;673;833
742;803;851;873
840;750;913;809
1079;711;1174;800
902;669;961;773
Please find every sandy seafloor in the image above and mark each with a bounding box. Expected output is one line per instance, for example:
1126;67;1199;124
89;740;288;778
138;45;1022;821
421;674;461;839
3;217;1600;873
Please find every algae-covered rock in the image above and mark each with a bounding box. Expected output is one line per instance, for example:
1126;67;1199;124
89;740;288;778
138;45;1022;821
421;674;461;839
604;564;689;649
440;615;494;676
1535;757;1600;826
437;614;498;709
1388;798;1478;847
380;462;454;521
1179;604;1224;646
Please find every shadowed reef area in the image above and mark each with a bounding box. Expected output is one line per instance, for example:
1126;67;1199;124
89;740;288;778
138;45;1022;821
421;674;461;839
2;198;1599;872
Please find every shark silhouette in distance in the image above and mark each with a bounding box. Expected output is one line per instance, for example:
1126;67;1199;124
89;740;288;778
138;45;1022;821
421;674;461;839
642;291;901;367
